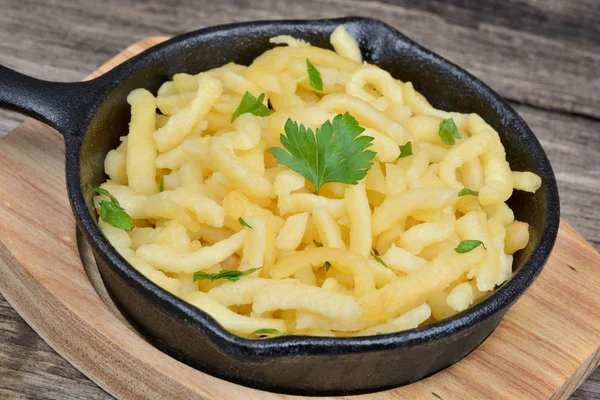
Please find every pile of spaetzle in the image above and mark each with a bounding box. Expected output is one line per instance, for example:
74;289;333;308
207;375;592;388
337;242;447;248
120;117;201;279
92;25;541;338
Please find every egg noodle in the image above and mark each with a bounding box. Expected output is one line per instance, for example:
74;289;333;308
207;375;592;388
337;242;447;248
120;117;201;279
93;25;541;338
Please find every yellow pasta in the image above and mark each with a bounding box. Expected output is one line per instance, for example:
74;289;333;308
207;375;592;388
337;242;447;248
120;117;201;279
157;80;177;96
136;230;246;273
344;181;371;256
504;221;530;255
384;164;407;196
319;94;408;144
156;92;195;115
275;212;310;251
278;193;346;219
145;197;200;232
329;25;362;63
184;292;286;335
92;25;540;339
404;115;444;144
483;203;515;226
273;170;305;197
360;247;486;321
406;147;430;188
270;247;375;296
154;74;222;152
269;35;311;48
207;278;273;306
312;207;345;249
104;138;128;185
372;187;456;235
356;304;431;336
398;209;456;255
363;128;401;162
252;281;362;321
346;65;403;105
239;216;267;272
446;282;474;312
126;253;183;296
295;310;369;332
184;136;275;200
512;171;542;193
126;89;158;194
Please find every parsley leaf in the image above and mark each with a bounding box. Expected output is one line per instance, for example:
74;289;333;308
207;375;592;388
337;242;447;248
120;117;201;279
454;240;485;253
370;250;388;268
312;240;332;271
458;188;478;197
249;328;286;338
159;175;165;192
193;266;261;282
100;202;132;230
238;217;253;229
439;118;462;145
269;113;376;195
397;141;413;159
306;59;323;91
87;184;133;230
231;91;271;122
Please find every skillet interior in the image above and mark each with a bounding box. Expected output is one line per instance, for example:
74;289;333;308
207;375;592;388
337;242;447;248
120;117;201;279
71;17;560;395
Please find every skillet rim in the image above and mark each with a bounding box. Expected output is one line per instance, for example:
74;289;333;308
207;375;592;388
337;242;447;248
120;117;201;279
66;16;560;357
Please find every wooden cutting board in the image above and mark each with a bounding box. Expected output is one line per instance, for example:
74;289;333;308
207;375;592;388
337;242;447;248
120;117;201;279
1;37;600;400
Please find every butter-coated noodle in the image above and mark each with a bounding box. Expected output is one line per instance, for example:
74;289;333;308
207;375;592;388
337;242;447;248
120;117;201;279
94;26;539;337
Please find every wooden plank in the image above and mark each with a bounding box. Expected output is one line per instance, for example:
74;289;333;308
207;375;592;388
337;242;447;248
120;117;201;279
376;0;600;51
0;294;110;400
0;1;598;398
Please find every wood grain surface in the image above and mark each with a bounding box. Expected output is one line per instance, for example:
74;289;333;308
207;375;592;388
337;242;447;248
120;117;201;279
0;0;599;399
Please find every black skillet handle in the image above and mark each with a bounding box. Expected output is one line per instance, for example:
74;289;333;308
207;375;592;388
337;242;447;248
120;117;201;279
0;65;103;137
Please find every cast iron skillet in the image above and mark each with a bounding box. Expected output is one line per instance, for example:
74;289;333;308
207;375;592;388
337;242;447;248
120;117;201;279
0;17;559;395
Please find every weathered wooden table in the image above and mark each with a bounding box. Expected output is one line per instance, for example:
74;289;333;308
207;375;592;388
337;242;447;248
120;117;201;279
1;0;598;398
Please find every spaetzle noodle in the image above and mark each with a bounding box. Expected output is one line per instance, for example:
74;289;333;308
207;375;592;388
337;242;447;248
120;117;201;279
93;25;540;338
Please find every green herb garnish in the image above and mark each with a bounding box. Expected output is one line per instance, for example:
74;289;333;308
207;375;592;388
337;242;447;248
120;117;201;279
231;91;271;122
249;328;286;338
238;217;253;229
397;141;413;159
370;250;388;268
439;118;461;145
454;240;485;253
269;113;376;195
312;240;332;271
87;184;133;230
306;59;323;91
458;188;479;197
159;175;165;192
193;266;261;282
